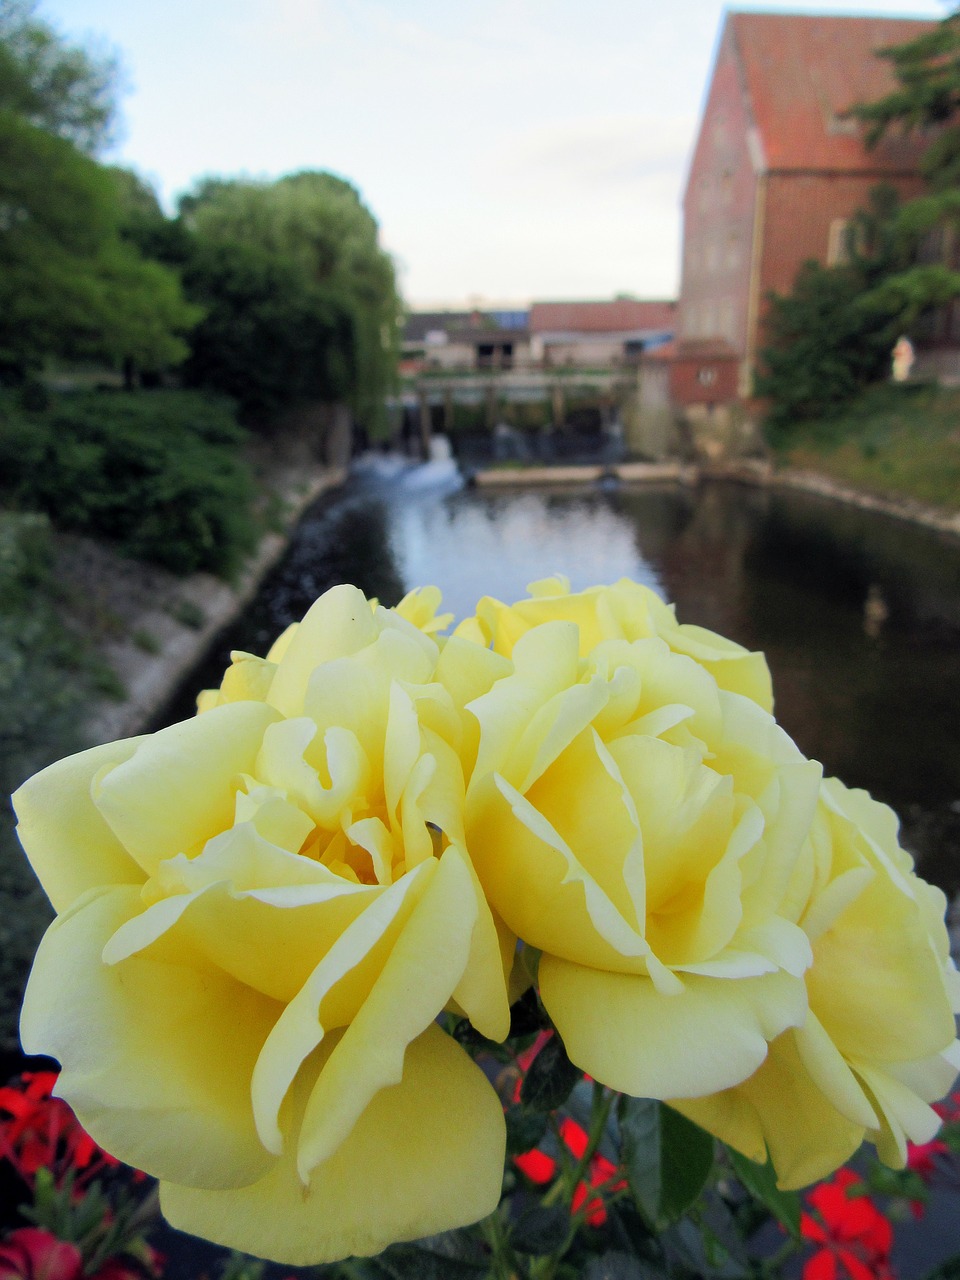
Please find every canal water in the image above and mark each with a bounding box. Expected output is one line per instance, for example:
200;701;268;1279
161;458;960;902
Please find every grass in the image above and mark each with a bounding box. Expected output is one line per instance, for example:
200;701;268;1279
775;382;960;513
0;513;126;1052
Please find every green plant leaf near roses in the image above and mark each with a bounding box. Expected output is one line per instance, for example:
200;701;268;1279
618;1098;662;1222
509;984;550;1038
505;1105;549;1156
619;1099;714;1225
519;1033;582;1112
510;1203;571;1255
725;1147;802;1240
660;1106;715;1221
916;1257;960;1280
583;1251;670;1280
373;1233;490;1278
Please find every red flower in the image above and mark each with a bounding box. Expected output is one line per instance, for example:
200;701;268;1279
0;1230;83;1280
801;1169;895;1280
513;1116;626;1228
0;1074;117;1191
907;1137;949;1182
514;1149;557;1185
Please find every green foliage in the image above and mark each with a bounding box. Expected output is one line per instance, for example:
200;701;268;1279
520;1034;582;1112
756;261;896;437
0;109;199;378
178;237;354;420
618;1098;715;1227
0;512;122;1051
724;1148;801;1239
0;0;118;153
0;390;259;575
179;170;402;432
774;381;960;510
0;11;198;379
848;12;960;192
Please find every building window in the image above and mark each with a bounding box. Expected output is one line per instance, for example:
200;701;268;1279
697;367;717;386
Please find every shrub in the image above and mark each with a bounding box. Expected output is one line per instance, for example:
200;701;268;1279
0;390;258;576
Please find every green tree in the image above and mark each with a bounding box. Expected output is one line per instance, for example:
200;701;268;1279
180;171;402;432
0;0;117;152
755;261;896;436
844;10;960;332
0;112;199;378
179;237;353;420
0;7;199;381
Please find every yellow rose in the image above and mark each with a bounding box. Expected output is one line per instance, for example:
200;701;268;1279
16;585;511;1264
464;615;821;1103
671;778;960;1187
458;575;773;712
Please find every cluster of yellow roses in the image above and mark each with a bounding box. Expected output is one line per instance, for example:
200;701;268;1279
15;578;960;1265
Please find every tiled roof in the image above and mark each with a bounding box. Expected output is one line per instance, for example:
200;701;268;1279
529;299;677;334
730;12;935;174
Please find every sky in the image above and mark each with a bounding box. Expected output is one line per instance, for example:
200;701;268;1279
41;0;947;308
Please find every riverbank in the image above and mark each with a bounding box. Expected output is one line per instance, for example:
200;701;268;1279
472;455;960;540
77;461;346;745
772;381;960;520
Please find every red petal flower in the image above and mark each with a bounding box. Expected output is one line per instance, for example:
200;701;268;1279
514;1149;557;1184
0;1230;83;1280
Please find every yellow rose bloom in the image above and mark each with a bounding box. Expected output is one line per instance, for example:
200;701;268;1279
671;778;960;1187
464;615;821;1103
458;575;773;712
16;585;511;1264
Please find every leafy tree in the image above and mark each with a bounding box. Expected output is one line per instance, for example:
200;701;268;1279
850;11;960;192
756;262;896;436
180;171;402;432
0;112;199;378
843;11;960;333
0;0;117;153
178;237;353;420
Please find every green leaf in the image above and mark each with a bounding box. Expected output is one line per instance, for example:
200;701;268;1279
618;1097;662;1223
618;1100;713;1226
726;1147;802;1240
374;1234;490;1278
660;1107;715;1220
917;1255;960;1280
520;1033;582;1112
509;984;550;1037
510;1203;571;1255
505;1104;549;1155
583;1251;669;1280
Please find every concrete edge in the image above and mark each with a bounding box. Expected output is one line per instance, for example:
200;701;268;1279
84;467;347;745
472;459;960;538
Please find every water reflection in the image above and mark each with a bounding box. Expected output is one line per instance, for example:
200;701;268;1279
158;471;960;899
388;486;662;621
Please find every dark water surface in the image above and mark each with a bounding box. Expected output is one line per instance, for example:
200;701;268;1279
161;465;960;900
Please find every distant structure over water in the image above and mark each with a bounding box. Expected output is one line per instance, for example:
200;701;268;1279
398;300;677;461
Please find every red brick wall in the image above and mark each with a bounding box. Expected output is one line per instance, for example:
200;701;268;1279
670;355;739;407
679;22;759;361
759;170;925;303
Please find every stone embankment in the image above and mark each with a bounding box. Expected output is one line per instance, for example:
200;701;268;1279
76;465;345;747
474;458;960;540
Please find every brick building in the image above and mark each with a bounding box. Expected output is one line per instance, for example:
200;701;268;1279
669;10;933;429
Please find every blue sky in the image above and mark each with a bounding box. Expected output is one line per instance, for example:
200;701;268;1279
42;0;946;306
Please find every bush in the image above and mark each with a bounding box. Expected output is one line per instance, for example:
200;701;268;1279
0;390;258;576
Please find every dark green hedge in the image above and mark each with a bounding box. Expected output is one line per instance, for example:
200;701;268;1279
0;390;258;576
